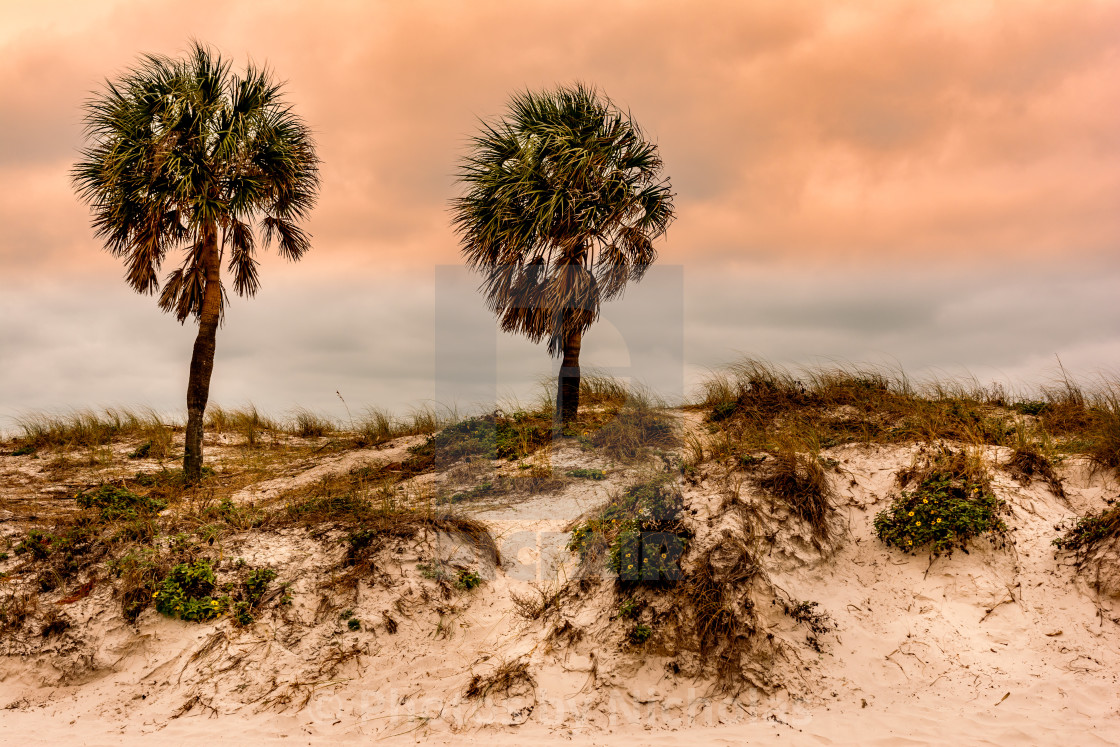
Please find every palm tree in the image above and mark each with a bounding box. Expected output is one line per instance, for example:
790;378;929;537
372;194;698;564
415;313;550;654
452;84;674;426
72;42;320;482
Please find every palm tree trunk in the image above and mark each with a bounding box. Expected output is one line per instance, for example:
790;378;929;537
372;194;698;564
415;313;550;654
556;328;582;427
183;224;221;484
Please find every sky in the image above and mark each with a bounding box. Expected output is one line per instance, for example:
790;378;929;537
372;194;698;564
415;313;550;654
1;0;1118;429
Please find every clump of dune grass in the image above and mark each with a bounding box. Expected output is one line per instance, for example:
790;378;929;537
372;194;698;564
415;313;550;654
578;373;632;408
353;408;394;447
1053;503;1120;568
13;407;176;453
587;387;679;462
349;405;449;449
758;443;834;545
697;358;1120;470
289;408;335;438
206;404;279;448
464;658;535;700
510;582;564;620
1005;425;1066;499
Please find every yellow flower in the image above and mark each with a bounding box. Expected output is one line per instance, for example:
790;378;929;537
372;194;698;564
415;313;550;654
908;511;914;517
936;518;942;523
922;499;928;504
916;521;921;526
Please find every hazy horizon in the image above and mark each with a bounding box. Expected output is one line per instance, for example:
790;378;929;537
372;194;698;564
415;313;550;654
2;1;1118;433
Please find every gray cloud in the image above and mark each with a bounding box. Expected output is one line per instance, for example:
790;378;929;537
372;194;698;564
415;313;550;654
1;1;1119;433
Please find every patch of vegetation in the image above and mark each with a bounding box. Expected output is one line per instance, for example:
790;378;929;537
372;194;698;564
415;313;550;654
15;530;54;561
1005;440;1065;498
76;485;167;522
568;474;688;583
151;558;278;625
443;482;496;504
14;408;174;452
245;567;277;603
782;599;836;652
567;468;606;480
0;593;37;634
455;569;482;591
698;359;1037;451
290;408;335;438
12;444;37;456
107;546;166;621
206;405;278;437
1014;400;1049;417
410;411;554;466
736;453;766;469
416;559;446;581
875;449;1008;558
629;623;653;644
347;617;362;631
510;583;563;620
131;466;215;496
701;360;1120;473
349;403;448;448
618;598;639;619
128;440;153;459
759;446;834;544
464;658;535;700
1053;504;1120;565
587;395;679;462
154;559;228;622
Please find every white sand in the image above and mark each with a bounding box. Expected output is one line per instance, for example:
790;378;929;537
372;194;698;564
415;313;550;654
1;433;1118;745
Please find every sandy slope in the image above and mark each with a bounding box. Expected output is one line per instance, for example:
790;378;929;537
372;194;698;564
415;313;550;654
1;429;1118;745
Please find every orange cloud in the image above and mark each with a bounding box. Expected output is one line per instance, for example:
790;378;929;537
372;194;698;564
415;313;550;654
0;0;1117;283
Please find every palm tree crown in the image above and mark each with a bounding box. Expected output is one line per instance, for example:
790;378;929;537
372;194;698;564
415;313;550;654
72;41;319;321
452;83;674;357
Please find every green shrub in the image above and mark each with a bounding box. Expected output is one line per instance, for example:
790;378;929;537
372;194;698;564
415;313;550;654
455;569;482;591
618;598;639;619
233;601;254;626
154;559;229;622
568;475;687;583
347;617;361;631
1014;400;1049;416
412;412;553;465
76;485;166;522
417;560;445;580
14;530;53;560
629;623;652;644
245;567;277;603
1053;505;1120;562
875;452;1007;557
128;440;153;459
567;468;605;480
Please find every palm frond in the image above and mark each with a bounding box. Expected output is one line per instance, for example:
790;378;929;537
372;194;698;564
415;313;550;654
452;83;674;355
73;40;319;318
